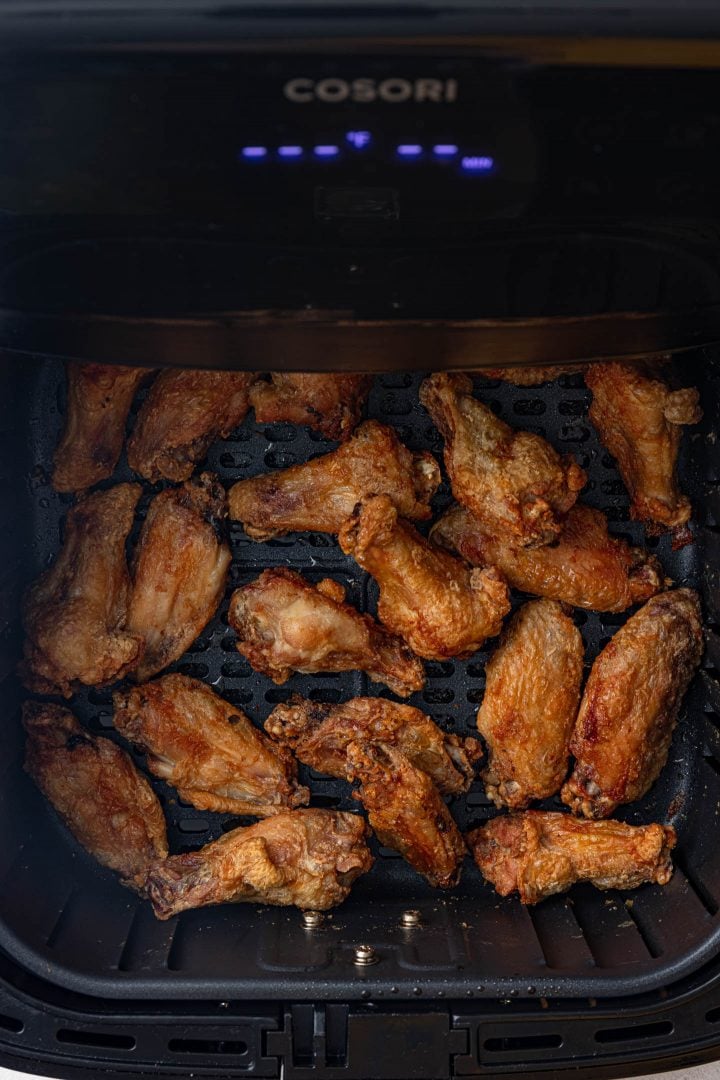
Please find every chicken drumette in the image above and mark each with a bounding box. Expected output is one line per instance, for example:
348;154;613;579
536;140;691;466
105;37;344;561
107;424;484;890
476;364;584;386
228;420;440;539
145;808;373;918
250;373;373;441
228;567;424;697
420;372;586;546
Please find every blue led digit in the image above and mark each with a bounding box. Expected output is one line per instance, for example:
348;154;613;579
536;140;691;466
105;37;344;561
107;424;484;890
314;145;340;158
346;130;371;149
240;146;268;160
397;144;422;157
461;155;494;172
278;145;303;158
433;144;458;157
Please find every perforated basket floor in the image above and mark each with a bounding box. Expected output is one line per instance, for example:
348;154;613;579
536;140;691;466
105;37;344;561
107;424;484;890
1;355;720;1002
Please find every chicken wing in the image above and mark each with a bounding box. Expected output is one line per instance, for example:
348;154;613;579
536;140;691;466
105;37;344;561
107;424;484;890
431;502;664;613
228;568;424;697
420;372;586;546
250;373;373;441
126;473;230;682
127;368;256;482
476;364;584;386
346;742;466;888
562;588;703;819
113;674;308;816
145;808;373;918
20;483;144;697
265;695;482;795
23;701;167;892
586;362;702;539
53;362;151;493
339;495;510;660
477;600;583;809
467;812;676;904
228;420;440;539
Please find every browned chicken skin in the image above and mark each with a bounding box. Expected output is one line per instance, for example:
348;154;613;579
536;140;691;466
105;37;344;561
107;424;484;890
562;588;703;819
477;365;584;386
468;812;676;904
478;600;584;809
346;742;466;888
228;567;424;697
420;372;586;547
586;362;702;539
145;809;373;918
265;695;482;795
339;494;510;660
53;362;151;493
114;675;308;816
23;701;168;892
228;419;440;539
127;473;231;682
21;483;144;697
431;502;664;613
250;373;373;441
127;368;257;482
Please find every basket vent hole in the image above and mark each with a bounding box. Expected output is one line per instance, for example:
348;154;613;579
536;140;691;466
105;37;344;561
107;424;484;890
177;818;210;834
0;1014;23;1035
594;1020;673;1044
484;1033;562;1052
56;1029;136;1051
168;1038;248;1056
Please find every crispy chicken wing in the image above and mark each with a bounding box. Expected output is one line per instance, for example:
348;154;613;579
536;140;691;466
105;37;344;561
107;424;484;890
586;362;702;539
339;495;510;660
20;484;144;697
346;742;466;888
562;588;703;819
477;365;584;386
477;600;583;809
228;420;440;539
23;701;167;892
127;368;256;482
53;362;151;493
127;473;230;682
431;502;664;613
145;808;373;918
265;695;482;795
113;674;308;816
250;373;373;441
420;372;586;546
467;812;676;904
228;568;424;697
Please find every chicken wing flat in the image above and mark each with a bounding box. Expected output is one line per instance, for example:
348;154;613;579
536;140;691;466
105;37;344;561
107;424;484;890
586;362;702;539
431;502;664;613
477;600;583;809
145;808;373;918
228;568;424;697
339;495;510;660
476;364;584;386
53;362;151;493
265;695;482;795
23;701;168;892
127;473;230;682
420;372;586;546
250;373;373;441
114;674;308;816
127;368;256;482
228;419;440;539
346;742;466;888
21;484;144;697
467;812;676;904
562;588;703;819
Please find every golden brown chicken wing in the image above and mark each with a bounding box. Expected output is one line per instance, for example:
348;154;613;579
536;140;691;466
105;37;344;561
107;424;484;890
467;812;676;904
346;742;466;888
145;808;373;918
476;364;584;386
431;502;664;613
250;373;373;441
420;372;586;547
23;701;167;892
126;473;230;682
561;588;703;819
228;568;424;697
20;484;144;697
477;600;583;809
53;362;151;493
265;695;482;795
586;362;702;540
339;495;510;660
113;674;308;816
127;368;256;482
228;420;440;539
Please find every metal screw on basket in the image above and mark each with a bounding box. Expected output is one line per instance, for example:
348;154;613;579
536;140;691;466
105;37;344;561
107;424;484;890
353;944;379;966
301;911;325;930
400;910;423;928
